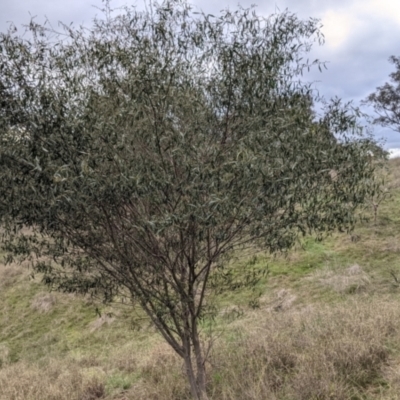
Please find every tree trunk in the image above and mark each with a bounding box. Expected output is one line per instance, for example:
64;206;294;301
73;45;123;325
183;334;209;400
192;324;208;399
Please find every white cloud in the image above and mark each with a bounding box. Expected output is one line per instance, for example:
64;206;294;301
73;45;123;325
321;10;356;50
388;148;400;158
316;0;400;54
362;0;400;25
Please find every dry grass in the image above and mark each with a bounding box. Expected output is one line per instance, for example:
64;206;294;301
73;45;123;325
30;292;57;313
387;157;400;190
1;295;399;399
89;315;115;332
0;263;26;289
209;296;400;400
0;359;105;400
309;263;371;294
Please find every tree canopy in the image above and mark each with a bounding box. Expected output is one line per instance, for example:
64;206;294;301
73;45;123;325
365;55;400;133
0;1;380;398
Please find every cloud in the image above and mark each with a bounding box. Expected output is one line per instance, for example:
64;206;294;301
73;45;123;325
320;10;354;50
388;148;400;159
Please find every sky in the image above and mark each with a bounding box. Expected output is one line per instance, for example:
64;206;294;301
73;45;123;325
1;0;400;152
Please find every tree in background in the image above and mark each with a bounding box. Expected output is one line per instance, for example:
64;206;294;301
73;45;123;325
0;1;380;398
365;55;400;133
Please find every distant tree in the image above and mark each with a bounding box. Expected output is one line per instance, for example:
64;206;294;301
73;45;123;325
365;55;400;132
0;1;380;398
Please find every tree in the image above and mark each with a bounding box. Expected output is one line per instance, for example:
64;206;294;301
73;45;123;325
364;55;400;132
0;2;380;398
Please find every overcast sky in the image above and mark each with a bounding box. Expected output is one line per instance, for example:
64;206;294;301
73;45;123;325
1;0;399;150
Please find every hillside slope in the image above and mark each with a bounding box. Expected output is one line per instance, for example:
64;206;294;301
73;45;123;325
2;159;400;399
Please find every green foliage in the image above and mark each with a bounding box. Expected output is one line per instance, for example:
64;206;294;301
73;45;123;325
0;1;381;398
364;55;400;133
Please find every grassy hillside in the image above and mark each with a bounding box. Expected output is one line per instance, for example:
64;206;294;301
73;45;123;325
2;159;400;399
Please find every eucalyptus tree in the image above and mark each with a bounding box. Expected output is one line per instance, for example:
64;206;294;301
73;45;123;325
365;55;400;133
0;1;379;398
